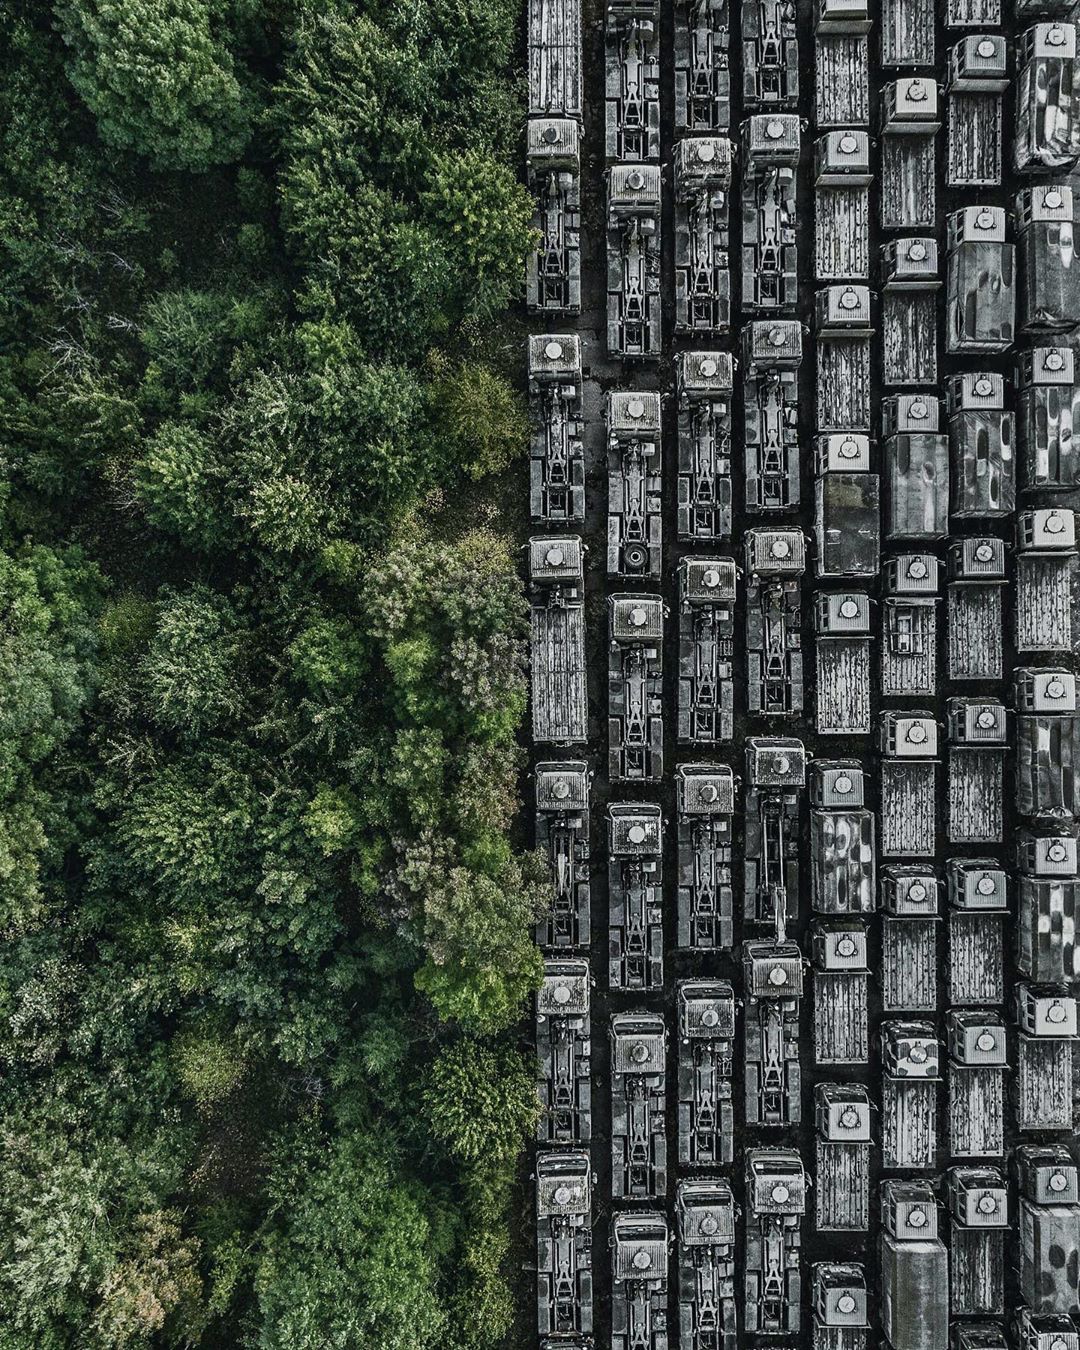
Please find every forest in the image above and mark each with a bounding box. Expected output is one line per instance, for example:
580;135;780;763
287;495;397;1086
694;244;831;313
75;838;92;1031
0;2;541;1345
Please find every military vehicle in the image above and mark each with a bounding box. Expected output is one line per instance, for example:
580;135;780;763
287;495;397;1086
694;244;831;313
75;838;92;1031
676;1178;736;1350
677;558;736;744
815;1083;872;1232
881;79;940;230
607;164;662;358
1017;347;1080;491
744;737;805;934
947;206;1015;352
741;115;799;310
743;0;798;106
743;320;803;510
676;764;735;951
528;336;584;523
947;372;1015;518
674;137;733;334
607;391;662;577
880;1181;948;1350
881;1021;939;1169
882;237;940;386
945;35;1008;186
810;763;876;916
743;940;804;1126
611;1210;669;1350
677;978;735;1166
947;859;1007;1004
608;803;664;990
947;1010;1006;1158
536;959;591;1144
675;0;731;133
812;918;870;1066
604;0;660;162
814;132;872;281
745;529;805;716
535;760;591;950
676;351;734;541
530;536;587;746
947;537;1006;680
1016;509;1077;653
608;595;665;782
947;1167;1008;1316
1015;23;1080;172
536;1149;593;1341
611;1010;667;1199
815;286;873;435
814;593;872;736
744;1149;806;1332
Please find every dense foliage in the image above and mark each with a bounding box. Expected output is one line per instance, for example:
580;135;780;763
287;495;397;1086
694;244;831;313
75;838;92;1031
0;2;540;1344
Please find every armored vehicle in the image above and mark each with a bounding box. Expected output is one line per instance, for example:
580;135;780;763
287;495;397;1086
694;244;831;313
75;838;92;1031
816;286;873;434
676;764;735;951
1018;347;1080;491
810;763;875;916
947;700;1007;843
812;919;870;1065
745;529;805;716
535;760;591;950
881;867;940;1013
743;0;798;107
1015;23;1080;173
678;558;735;744
611;1010;667;1200
677;351;734;540
605;1;660;162
1017;509;1077;652
947;1011;1006;1158
946;206;1015;352
530;536;587;746
1018;833;1080;984
608;595;665;782
814;594;871;736
947;372;1015;518
607;391;662;576
745;1148;806;1332
744;737;805;935
612;1210;669;1350
608;803;664;990
882;237;940;386
741;115;799;310
815;1083;872;1232
880;1181;949;1350
536;959;591;1144
814;132;871;281
743;940;804;1126
677;978;735;1166
675;137;733;334
607;164;662;358
947;859;1007;1004
815;435;879;577
947;1167;1008;1315
881;1021;939;1169
528;335;584;522
743;320;802;510
881;79;940;230
947;537;1005;680
1017;1145;1080;1313
676;1178;736;1350
675;0;731;133
527;121;582;313
946;35;1008;186
536;1149;593;1341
